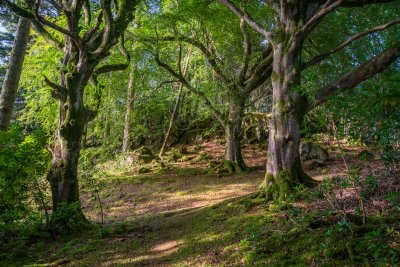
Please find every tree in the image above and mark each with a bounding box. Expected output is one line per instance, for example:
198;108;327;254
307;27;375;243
159;47;192;156
1;0;141;222
219;0;400;199
0;10;31;130
0;10;17;85
122;64;136;152
141;1;273;172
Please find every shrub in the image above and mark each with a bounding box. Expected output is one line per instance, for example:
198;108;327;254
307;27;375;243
0;124;51;253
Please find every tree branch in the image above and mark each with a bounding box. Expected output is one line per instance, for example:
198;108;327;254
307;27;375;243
2;0;65;50
239;18;252;84
119;33;130;61
84;10;103;41
31;21;64;50
1;0;35;19
304;17;400;69
44;75;67;100
94;63;129;75
142;34;230;84
82;0;91;26
341;0;396;8
218;0;271;38
244;46;273;93
309;43;400;111
154;53;225;126
33;0;82;46
297;0;344;42
47;0;63;11
93;0;113;55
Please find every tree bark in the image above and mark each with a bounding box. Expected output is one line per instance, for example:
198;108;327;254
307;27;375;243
0;16;31;131
223;95;247;172
47;74;90;222
122;65;136;152
261;25;315;200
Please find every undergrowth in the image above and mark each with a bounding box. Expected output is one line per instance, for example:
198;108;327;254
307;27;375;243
242;169;400;266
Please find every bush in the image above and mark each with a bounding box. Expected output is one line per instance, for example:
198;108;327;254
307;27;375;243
0;124;51;253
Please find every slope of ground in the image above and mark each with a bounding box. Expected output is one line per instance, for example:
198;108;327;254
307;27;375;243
3;140;399;266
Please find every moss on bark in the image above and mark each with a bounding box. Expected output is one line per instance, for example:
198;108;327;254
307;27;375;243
261;167;318;201
222;159;248;173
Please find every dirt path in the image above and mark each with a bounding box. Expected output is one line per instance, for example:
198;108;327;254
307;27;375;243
82;141;266;224
37;141;387;266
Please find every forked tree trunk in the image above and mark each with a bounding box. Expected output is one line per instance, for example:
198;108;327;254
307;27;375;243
261;38;315;200
223;96;247;172
48;82;88;219
0;17;31;131
3;0;141;231
47;48;96;224
122;65;136;152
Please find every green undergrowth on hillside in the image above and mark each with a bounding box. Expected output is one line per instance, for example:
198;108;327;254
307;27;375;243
2;158;399;266
243;206;400;266
2;187;399;266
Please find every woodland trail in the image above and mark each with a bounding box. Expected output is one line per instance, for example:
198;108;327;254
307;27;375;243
20;140;387;266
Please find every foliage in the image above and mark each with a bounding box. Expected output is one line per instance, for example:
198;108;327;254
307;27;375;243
244;184;400;266
0;0;399;264
327;71;400;167
0;124;50;254
19;33;61;134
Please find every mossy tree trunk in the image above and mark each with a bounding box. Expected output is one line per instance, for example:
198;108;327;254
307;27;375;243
5;0;140;225
224;94;247;172
219;0;400;200
47;46;96;220
261;9;315;200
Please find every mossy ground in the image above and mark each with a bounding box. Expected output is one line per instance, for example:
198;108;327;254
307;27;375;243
2;140;399;266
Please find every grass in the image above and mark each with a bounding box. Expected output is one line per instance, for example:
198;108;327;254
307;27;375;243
5;194;265;266
2;141;399;266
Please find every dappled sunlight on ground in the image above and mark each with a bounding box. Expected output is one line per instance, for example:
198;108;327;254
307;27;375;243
151;240;185;253
82;143;266;223
15;140;395;267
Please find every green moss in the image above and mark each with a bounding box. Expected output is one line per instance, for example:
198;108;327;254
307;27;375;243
138;166;151;174
195;151;212;161
222;159;248;173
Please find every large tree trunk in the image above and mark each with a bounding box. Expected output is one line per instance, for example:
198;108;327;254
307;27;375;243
46;44;96;226
261;36;315;200
0;17;31;131
223;96;247;173
122;65;136;152
47;76;90;221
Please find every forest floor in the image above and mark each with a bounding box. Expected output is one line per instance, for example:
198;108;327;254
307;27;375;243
5;139;400;266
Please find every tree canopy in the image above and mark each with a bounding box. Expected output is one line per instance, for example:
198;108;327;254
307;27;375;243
0;0;399;265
